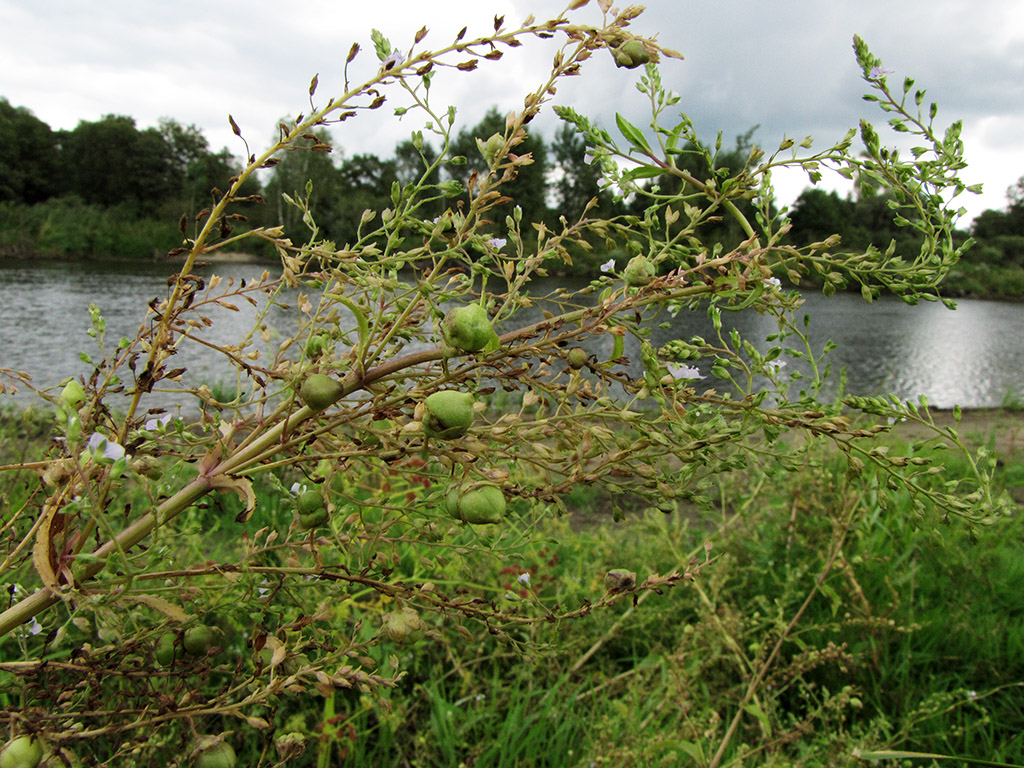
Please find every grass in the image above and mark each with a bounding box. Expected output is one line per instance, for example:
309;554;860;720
1;407;1023;766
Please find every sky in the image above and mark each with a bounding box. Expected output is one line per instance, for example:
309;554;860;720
2;0;1023;226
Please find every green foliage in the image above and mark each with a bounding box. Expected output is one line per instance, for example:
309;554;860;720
0;6;1014;767
0;98;59;205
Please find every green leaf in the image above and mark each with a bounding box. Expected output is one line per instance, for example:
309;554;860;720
854;749;1024;768
741;701;772;734
616;113;652;155
620;166;665;183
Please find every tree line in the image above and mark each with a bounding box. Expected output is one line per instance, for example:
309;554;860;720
2;95;1024;293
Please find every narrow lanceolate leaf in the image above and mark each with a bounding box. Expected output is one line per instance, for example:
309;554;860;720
616;113;652;155
32;505;60;593
208;475;257;521
124;594;188;623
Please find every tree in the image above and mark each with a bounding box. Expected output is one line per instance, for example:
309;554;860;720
788;189;854;245
549;122;617;221
447;106;550;231
57;115;175;212
158;118;241;219
0;98;59;204
262;127;344;239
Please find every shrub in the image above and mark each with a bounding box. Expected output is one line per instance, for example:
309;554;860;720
0;6;1005;766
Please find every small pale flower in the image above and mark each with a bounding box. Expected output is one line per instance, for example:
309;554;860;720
667;362;703;380
290;482;306;496
87;432;125;463
600;258;616;273
27;617;43;636
487;238;507;249
868;65;893;80
144;414;173;431
382;50;405;70
518;572;531;586
765;276;782;290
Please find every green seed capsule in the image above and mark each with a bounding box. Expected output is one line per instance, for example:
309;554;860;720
0;736;43;768
446;483;506;524
623;254;656;286
383;606;425;643
154;633;176;667
194;737;237;768
299;374;343;412
441;304;494;352
183;625;215;657
567;347;589;370
423;391;475;439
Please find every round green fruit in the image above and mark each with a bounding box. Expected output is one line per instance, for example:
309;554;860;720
567;347;589;370
613;39;651;69
183;625;216;657
274;732;306;760
154;633;176;666
60;380;86;408
441;304;494;352
298;508;329;530
299;373;342;412
477;132;505;166
0;736;43;768
194;737;236;768
305;333;330;359
423;391;475;439
383;606;425;644
296;490;324;515
447;483;506;524
623;254;656;286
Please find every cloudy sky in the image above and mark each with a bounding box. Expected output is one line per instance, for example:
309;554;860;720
2;0;1023;225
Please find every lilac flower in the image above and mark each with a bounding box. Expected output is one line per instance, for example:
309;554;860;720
87;432;125;463
600;258;616;273
667;362;703;380
382;50;405;70
517;572;531;586
487;238;507;249
868;65;893;80
27;617;43;636
144;414;173;431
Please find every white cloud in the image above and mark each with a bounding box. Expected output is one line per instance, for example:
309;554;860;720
0;0;1020;223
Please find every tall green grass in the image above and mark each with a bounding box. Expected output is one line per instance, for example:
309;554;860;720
2;408;1022;766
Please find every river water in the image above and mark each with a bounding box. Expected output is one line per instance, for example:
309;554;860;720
2;259;1023;410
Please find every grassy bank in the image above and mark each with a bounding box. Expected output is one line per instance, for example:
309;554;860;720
1;407;1022;766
